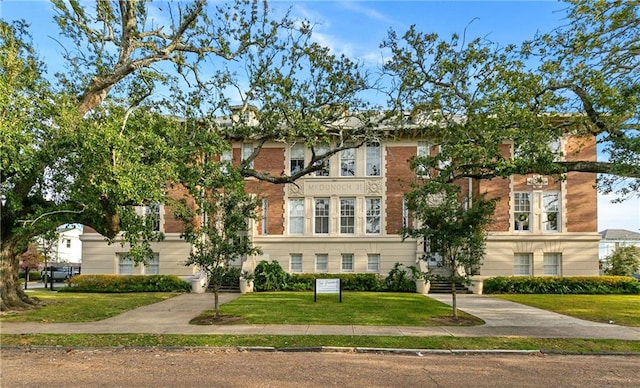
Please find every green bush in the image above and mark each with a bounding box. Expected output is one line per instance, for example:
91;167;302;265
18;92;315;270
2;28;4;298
483;276;640;294
61;274;191;293
19;271;42;281
384;263;417;292
220;266;241;288
254;260;290;291
285;273;385;291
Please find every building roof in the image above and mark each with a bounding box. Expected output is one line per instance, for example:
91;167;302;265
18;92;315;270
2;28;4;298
599;229;640;241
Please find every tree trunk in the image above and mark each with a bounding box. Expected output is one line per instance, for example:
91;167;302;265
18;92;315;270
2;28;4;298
213;288;220;320
451;279;458;321
1;238;37;311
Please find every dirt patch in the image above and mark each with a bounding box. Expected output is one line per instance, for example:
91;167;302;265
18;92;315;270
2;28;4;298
189;315;245;325
428;316;484;326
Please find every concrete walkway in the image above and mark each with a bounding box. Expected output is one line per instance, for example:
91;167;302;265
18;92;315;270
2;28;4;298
1;292;639;340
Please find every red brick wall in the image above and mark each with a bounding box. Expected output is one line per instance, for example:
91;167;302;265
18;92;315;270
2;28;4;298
565;135;597;232
385;145;416;234
247;147;285;235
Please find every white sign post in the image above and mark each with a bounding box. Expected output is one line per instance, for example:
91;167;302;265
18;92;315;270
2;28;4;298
314;278;342;302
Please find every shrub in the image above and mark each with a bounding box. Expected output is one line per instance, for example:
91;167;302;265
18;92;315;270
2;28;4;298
253;260;290;291
61;275;191;293
285;273;385;292
483;276;640;294
384;263;417;292
219;266;241;288
19;271;42;281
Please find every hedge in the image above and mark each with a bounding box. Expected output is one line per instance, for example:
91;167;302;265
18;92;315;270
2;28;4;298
483;276;640;294
60;274;191;293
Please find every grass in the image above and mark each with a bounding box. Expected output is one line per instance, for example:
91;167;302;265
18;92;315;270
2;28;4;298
492;294;640;327
2;334;639;353
0;291;179;323
204;292;483;326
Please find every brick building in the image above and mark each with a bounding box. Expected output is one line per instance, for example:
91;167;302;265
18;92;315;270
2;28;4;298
81;127;601;288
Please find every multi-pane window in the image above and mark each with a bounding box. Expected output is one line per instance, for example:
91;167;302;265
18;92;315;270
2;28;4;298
315;254;328;272
366;198;381;234
220;149;232;173
340;198;356;234
313;145;330;176
402;197;409;229
262;198;268;235
118;254;134;275
66;239;71;249
366;142;381;176
340;148;356;176
290;254;303;273
314;198;330;234
367;254;380;273
341;254;354;272
416;141;431;177
543;253;561;276
543;192;560;232
514;193;531;231
145;253;159;275
242;143;254;168
288;198;305;234
514;253;532;276
145;203;161;232
290;144;305;175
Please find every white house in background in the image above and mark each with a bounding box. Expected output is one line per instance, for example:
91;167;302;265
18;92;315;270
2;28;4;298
599;229;640;261
40;224;84;264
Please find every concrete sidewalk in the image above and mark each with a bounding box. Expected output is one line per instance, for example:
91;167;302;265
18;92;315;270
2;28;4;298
1;292;639;340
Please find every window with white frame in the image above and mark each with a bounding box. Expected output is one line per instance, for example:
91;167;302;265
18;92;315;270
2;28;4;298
288;198;304;234
542;192;560;232
290;254;303;273
118;254;134;275
313;145;330;176
145;253;160;275
290;144;305;175
416;141;431;177
341;254;354;272
366;197;381;234
315;254;328;272
314;198;330;234
145;203;161;232
367;254;380;272
242;143;254;168
220;149;232;173
543;253;561;276
514;253;532;276
366;142;381;176
514;193;531;231
262;198;268;235
548;138;562;161
340;198;355;234
340;147;356;176
402;197;409;229
66;239;71;249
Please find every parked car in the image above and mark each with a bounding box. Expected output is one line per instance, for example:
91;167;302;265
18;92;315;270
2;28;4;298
41;266;73;282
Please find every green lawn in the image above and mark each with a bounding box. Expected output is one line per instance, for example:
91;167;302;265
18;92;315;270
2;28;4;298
2;333;639;353
209;292;482;326
493;294;640;327
0;291;178;323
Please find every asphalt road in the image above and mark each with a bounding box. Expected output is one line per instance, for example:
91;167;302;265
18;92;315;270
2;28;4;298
1;348;638;387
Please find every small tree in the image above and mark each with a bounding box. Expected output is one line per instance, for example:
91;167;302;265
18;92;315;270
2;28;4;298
18;243;43;287
605;246;640;276
180;166;261;320
404;182;496;320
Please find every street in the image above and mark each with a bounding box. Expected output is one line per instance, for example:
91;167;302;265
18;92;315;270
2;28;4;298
1;348;637;387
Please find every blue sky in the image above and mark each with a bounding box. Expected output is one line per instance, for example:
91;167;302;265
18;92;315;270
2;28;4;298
3;0;638;232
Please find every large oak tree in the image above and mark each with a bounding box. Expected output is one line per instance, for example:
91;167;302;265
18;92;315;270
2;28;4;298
1;0;375;311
